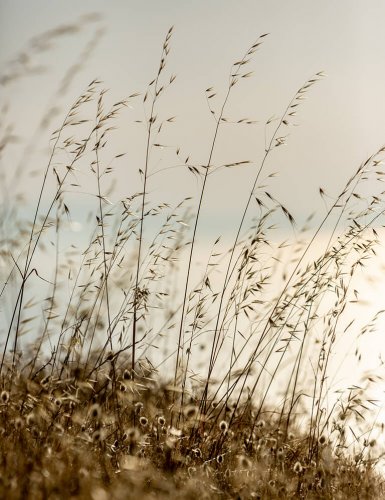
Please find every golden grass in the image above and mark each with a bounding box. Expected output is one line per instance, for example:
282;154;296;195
0;365;383;499
1;19;385;499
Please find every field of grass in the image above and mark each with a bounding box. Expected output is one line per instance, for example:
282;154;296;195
1;18;385;499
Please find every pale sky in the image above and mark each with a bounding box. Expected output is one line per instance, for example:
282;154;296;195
2;0;385;229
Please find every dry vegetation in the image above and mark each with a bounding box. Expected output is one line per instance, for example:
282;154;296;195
1;17;385;499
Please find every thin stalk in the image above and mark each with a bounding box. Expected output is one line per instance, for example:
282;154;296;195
132;27;172;378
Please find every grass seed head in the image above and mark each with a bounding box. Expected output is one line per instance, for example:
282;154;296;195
92;429;104;443
89;403;101;420
216;454;224;465
0;390;9;404
139;416;148;427
293;461;303;474
219;420;228;433
318;435;327;446
184;405;199;419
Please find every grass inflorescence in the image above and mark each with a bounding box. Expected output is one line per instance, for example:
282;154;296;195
1;20;385;499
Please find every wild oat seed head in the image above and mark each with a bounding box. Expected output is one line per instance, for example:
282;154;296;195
293;461;303;474
0;391;9;404
139;416;148;427
219;420;228;433
216;454;224;464
89;403;101;420
92;429;103;443
318;435;327;446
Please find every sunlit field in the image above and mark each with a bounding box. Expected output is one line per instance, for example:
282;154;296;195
1;13;385;499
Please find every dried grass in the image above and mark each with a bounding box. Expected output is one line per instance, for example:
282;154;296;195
0;21;384;499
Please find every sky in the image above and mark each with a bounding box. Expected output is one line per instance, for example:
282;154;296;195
2;1;385;415
2;0;385;226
